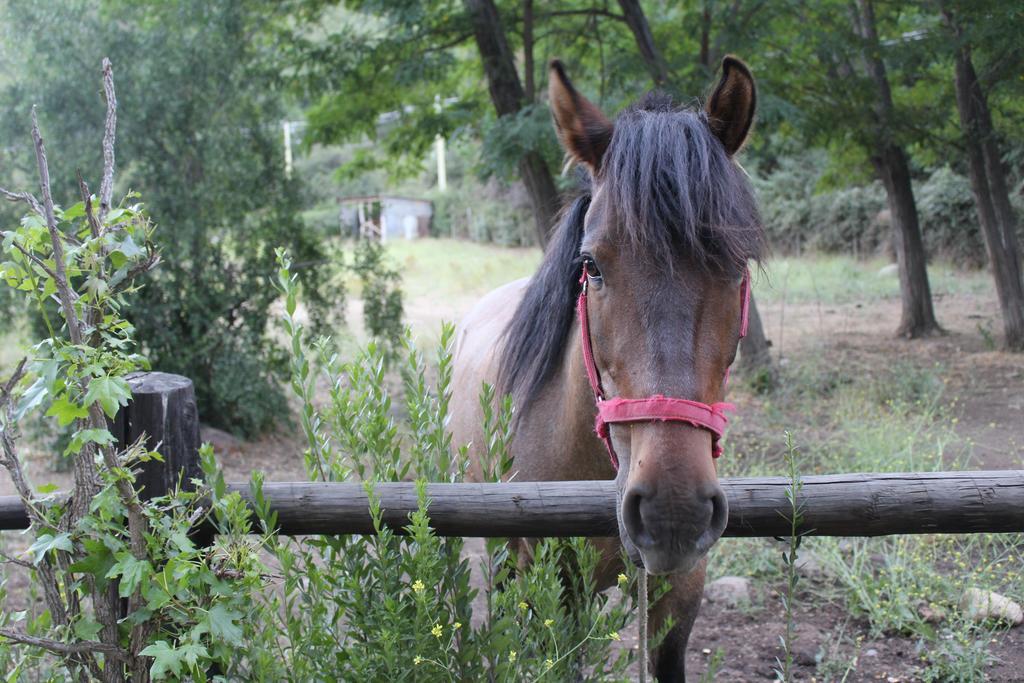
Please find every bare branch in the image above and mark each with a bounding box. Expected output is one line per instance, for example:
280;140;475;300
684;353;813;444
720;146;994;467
0;187;44;217
1;359;27;402
31;106;84;347
0;548;31;569
0;628;128;661
99;58;117;223
76;172;101;240
539;8;625;22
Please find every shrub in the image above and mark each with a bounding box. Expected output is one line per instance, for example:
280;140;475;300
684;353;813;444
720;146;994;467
917;166;985;267
753;152;1009;266
0;70;638;682
1;1;341;438
222;254;640;681
0;71;265;678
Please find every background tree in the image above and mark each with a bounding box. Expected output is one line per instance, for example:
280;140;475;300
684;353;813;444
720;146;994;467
940;0;1024;350
464;0;560;247
1;0;338;435
757;0;944;338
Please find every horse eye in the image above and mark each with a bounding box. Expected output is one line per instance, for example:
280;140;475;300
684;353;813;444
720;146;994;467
583;257;602;281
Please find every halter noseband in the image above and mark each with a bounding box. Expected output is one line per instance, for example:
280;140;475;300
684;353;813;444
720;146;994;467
576;266;751;471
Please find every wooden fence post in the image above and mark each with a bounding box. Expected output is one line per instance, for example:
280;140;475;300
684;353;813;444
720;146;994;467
110;371;202;500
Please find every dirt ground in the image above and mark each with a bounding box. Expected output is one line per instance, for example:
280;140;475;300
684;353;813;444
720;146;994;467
2;277;1022;681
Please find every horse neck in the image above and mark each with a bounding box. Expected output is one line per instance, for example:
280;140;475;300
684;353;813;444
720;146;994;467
534;317;614;480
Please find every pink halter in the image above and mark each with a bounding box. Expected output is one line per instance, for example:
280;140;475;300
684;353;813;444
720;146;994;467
577;266;751;471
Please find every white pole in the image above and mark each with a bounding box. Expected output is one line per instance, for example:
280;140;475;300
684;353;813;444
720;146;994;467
434;94;447;192
282;120;293;178
435;134;447;192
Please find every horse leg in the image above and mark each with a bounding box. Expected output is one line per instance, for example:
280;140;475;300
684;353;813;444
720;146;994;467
648;558;707;683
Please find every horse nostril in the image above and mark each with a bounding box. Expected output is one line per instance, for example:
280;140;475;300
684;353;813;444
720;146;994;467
705;486;729;545
622;484;656;549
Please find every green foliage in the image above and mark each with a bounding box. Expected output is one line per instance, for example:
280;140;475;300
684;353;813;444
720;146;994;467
1;0;340;437
713;359;1024;679
753;154;1010;265
774;433;805;683
351;239;405;360
0;147;266;678
916;166;985;267
218;254;638;681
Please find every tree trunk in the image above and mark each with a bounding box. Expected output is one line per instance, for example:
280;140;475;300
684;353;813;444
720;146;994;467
945;12;1024;349
464;0;559;248
616;0;669;87
739;293;772;375
523;0;535;103
699;0;712;70
855;0;941;338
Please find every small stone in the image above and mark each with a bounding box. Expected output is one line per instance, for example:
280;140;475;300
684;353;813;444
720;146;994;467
704;576;752;607
917;602;946;623
865;648;879;657
794;648;817;666
200;425;244;456
702;648;712;655
959;588;1023;625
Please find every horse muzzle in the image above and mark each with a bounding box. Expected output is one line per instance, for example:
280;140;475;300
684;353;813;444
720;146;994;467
618;478;728;575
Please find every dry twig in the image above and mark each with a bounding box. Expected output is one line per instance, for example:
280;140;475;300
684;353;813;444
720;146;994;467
0;628;129;661
0;188;44;217
99;58;117;223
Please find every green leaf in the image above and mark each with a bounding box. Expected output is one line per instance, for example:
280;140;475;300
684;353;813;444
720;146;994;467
179;641;208;670
46;397;89;427
140;640;185;680
68;539;116;581
14;377;48;422
84;375;132;418
27;532;72;565
206;604;243;646
106;553;152;598
73;617;102;641
64;428;116;456
61;202;86;221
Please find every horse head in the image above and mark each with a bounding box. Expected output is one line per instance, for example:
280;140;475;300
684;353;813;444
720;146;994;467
548;57;764;575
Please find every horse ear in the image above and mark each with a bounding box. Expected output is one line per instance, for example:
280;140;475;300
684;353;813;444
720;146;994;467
548;60;613;172
705;56;756;156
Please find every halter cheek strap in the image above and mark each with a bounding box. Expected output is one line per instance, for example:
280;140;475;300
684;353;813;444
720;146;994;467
577;267;751;471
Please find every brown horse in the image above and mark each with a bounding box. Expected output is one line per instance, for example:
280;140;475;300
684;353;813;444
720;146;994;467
451;57;765;681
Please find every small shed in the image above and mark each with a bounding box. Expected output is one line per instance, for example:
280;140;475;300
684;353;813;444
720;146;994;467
338;195;433;241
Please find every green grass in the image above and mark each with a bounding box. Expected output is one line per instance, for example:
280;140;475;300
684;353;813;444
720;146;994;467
709;356;1023;681
344;238;541;303
753;255;992;306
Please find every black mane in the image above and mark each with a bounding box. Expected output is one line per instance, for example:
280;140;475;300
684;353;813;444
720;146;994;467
496;93;764;412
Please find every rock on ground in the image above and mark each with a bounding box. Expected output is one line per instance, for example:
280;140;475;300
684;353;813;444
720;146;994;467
960;588;1023;625
705;576;752;607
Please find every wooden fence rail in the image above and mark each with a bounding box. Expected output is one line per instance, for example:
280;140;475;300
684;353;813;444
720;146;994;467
1;373;1022;539
2;472;1023;537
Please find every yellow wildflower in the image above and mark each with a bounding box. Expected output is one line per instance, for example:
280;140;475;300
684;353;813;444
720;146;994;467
412;580;425;594
518;601;529;611
543;619;554;627
608;631;620;641
453;622;462;630
617;573;628;585
508;651;517;663
545;659;554;669
431;624;443;638
413;656;423;665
